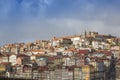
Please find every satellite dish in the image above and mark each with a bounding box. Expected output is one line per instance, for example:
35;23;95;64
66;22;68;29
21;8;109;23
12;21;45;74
86;57;90;62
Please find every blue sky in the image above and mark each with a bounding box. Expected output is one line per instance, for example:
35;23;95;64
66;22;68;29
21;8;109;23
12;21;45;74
0;0;120;45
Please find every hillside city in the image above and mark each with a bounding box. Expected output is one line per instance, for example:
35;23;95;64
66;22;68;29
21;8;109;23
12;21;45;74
0;31;120;80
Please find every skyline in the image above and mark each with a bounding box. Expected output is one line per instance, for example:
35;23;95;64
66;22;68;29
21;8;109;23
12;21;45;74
0;0;120;45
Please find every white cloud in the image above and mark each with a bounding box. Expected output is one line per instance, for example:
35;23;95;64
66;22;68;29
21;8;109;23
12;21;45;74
0;15;120;45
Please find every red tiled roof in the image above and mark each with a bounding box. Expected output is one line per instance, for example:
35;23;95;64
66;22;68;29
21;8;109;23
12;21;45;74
1;62;11;65
78;50;89;54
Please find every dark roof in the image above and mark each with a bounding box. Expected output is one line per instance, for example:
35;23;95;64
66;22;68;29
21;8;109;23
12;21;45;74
17;54;30;57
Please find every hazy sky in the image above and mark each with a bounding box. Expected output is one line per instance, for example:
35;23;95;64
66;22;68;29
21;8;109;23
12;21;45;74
0;0;120;45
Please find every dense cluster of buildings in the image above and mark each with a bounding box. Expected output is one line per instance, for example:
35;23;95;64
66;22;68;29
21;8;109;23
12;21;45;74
0;31;120;80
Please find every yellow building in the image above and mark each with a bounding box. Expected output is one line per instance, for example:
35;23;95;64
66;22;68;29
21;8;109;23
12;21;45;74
0;64;5;72
82;65;94;80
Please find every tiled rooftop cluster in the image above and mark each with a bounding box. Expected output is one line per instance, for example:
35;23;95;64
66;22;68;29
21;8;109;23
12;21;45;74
0;31;120;80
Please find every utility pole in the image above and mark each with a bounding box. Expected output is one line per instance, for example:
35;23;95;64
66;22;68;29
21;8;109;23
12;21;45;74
73;66;74;80
31;68;33;80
